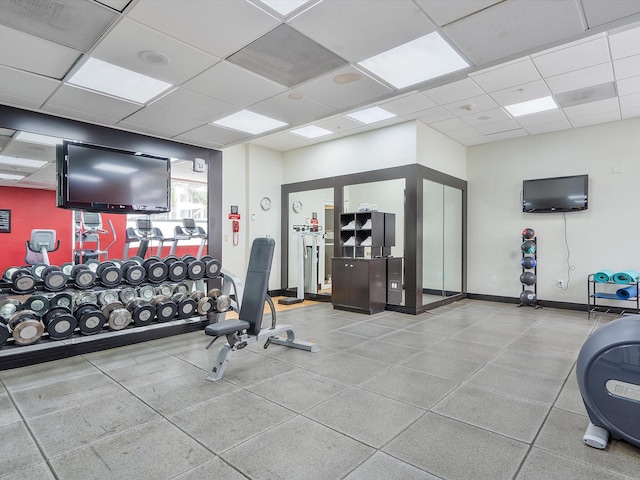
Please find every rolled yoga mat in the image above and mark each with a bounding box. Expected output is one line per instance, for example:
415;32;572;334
613;270;640;284
616;285;638;299
594;270;615;283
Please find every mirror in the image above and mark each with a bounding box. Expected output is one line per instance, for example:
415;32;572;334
422;179;463;305
287;187;334;297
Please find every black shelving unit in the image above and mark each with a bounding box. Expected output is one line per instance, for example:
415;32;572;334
588;274;640;318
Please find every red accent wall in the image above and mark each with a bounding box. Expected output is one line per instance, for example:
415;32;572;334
0;186;206;273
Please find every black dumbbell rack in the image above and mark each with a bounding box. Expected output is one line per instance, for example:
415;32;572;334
519;235;541;309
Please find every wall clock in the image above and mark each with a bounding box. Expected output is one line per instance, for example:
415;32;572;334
260;197;271;211
292;200;303;213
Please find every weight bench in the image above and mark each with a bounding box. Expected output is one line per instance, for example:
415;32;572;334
204;237;318;381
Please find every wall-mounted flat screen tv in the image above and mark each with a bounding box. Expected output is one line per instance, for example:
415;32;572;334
522;174;588;213
57;141;171;214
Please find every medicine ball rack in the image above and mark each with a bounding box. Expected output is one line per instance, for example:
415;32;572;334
519;229;540;309
0;254;229;370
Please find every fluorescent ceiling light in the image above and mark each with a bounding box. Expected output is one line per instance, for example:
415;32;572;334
258;0;310;15
290;125;333;138
68;57;172;103
358;32;469;89
0;173;25;180
0;157;47;169
14;131;62;146
213;110;288;134
505;96;558;117
94;163;138;174
346;106;396;124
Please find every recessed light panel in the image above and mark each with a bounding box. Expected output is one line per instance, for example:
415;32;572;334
0;156;47;169
68;57;172;103
358;32;469;89
14;131;63;146
290;125;333;138
213;110;288;134
554;82;617;108
505;96;558;117
346;106;396;124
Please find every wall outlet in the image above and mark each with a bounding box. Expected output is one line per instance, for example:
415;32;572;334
557;279;565;288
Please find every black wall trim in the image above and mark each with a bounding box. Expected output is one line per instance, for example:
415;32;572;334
466;293;589;313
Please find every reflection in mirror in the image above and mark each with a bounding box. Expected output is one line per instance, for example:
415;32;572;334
343;178;405;304
287;188;334;298
444;186;462;297
0;128;208;273
423;179;445;303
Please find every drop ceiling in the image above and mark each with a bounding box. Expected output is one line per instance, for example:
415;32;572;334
1;0;640;189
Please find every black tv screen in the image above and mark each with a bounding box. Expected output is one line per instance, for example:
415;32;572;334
522;174;588;213
57;141;171;214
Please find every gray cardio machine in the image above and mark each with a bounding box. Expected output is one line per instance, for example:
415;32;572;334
577;314;640;449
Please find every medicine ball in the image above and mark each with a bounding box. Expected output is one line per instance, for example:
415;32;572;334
522;227;535;239
520;290;537;305
521;257;537;269
520;272;536;286
521;240;536;254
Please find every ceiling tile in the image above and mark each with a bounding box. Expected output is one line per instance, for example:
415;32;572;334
524;119;572;135
97;0;131;12
459;135;491;146
563;97;620;120
128;0;280;58
0;65;61;109
290;0;435;62
378;93;437;116
1;140;55;162
443;126;484;140
442;94;498;117
251;131;309;149
410;106;454;123
422;78;485;104
175;124;252;149
616;75;640;96
568;109;621;128
183;61;286;108
489;80;552;107
313;115;363;133
430;117;472;133
249;91;335;126
531;36;610;78
470;58;541;93
90;18;220;85
43;84;141;123
117;107;203;137
486;129;528;141
613;54;640;80
620;92;640;118
296;66;392;110
546;62;614;94
460;107;511;126
581;0;640;28
442;0;585;65
415;0;502;27
474;118;521;135
609;24;640;59
150;88;237;123
0;25;80;79
621;105;640;119
514;108;567;127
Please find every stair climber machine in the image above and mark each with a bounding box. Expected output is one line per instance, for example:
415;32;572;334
577;314;640;449
279;224;324;305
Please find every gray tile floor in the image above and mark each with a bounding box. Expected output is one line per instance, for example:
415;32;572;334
0;300;638;479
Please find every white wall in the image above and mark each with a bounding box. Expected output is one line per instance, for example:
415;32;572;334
416;120;468;180
467;117;640;305
221;144;284;290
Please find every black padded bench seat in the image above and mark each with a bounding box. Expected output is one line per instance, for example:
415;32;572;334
205;320;249;337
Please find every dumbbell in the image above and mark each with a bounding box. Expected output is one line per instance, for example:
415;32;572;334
102;302;132;330
208;288;232;313
126;298;156;327
143;256;168;283
121;260;146;285
60;262;74;276
96;261;122;287
190;291;215;315
71;264;96;289
150;295;177;322
119;287;137;305
170;292;197;319
23;294;50;317
182;254;205;280
31;263;48;280
0;319;9;348
75;291;98;307
43;306;77;340
154;284;173;297
50;292;73;310
0;299;22;322
85;259;101;273
173;283;190;295
164;256;188;281
2;266;20;282
75;303;106;335
200;255;222;279
8;310;44;346
98;290;120;306
40;265;68;292
11;268;36;294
